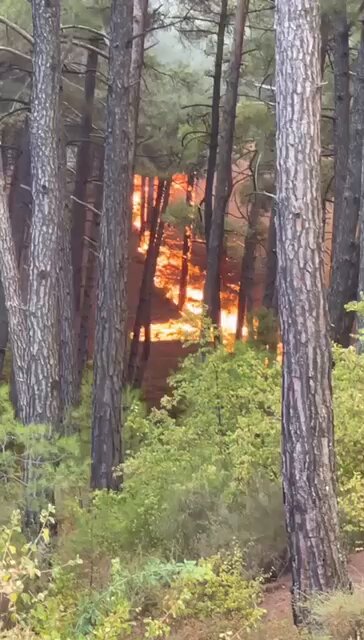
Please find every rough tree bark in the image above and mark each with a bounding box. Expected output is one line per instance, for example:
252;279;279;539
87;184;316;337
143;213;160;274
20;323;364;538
329;16;364;347
0;122;31;379
0;156;28;419
58;123;77;416
235;200;260;340
71;47;98;332
204;0;228;245
204;0;249;326
27;0;62;425
91;0;133;490
331;1;350;259
276;0;349;623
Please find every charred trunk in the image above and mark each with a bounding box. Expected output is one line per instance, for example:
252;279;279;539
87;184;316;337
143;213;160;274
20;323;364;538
276;0;349;623
329;16;364;347
235;200;260;340
204;0;228;245
178;226;191;311
91;0;133;490
128;179;171;387
204;0;249;326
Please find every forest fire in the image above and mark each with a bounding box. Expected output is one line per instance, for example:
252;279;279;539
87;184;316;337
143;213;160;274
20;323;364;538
132;174;243;342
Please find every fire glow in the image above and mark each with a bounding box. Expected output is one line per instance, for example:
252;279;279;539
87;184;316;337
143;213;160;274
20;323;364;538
132;175;244;342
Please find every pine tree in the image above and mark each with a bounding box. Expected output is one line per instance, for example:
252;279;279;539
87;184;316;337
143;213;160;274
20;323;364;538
275;0;350;622
91;0;133;490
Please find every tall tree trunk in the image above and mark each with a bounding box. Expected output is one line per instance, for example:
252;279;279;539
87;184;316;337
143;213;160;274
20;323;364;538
331;1;350;257
276;0;349;624
263;205;278;312
358;137;364;350
0;122;31;381
58;123;76;417
329;17;364;347
27;0;62;425
71;47;98;331
235;200;260;340
91;0;133;490
128;179;171;387
0;157;28;419
204;0;249;326
204;0;228;245
130;0;148;169
78;149;103;383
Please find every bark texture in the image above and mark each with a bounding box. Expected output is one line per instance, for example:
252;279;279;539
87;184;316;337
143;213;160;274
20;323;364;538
276;0;349;623
331;2;350;260
27;0;62;425
91;0;133;490
58;124;77;416
0;157;28;419
204;0;228;245
71;47;98;327
204;0;249;326
329;18;364;346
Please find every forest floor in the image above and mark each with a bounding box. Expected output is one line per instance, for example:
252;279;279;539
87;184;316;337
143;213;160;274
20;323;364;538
262;550;364;622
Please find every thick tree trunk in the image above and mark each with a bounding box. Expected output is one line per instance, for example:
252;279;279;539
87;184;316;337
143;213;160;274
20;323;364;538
235;200;260;340
91;0;133;490
329;17;364;347
276;0;349;624
204;0;228;245
204;0;249;326
27;0;62;425
71;47;98;328
263;205;278;312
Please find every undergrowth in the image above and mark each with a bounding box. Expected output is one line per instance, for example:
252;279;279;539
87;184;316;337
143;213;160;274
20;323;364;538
0;341;364;637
